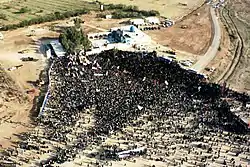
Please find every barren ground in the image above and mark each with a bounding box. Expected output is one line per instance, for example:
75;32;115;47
214;0;250;94
85;0;204;20
0;25;58;148
145;5;212;56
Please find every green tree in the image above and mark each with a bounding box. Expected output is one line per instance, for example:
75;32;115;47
73;18;82;29
59;23;91;54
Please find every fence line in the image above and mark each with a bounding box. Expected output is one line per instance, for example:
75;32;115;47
38;60;54;117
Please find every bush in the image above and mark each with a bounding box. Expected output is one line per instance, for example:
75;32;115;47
0;13;7;20
17;7;30;14
100;4;159;19
96;13;106;18
218;46;221;51
4;6;11;9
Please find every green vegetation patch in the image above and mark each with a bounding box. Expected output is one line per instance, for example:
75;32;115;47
59;18;91;54
98;4;160;19
15;7;31;14
0;13;8;20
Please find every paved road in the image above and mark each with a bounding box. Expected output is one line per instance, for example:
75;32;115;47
192;7;221;72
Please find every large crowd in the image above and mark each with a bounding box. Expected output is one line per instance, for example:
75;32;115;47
1;50;249;166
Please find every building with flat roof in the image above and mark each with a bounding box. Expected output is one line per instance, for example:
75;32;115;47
87;25;151;55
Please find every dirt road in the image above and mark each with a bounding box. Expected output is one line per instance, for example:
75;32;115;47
192;7;221;72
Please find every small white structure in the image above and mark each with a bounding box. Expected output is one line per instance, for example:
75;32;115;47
100;4;104;11
50;40;66;57
45;49;52;59
0;32;3;40
105;15;112;19
130;18;145;26
145;17;160;25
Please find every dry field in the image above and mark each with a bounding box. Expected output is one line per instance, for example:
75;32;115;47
226;0;250;94
211;0;250;94
0;23;60;148
0;0;98;25
145;5;212;56
86;0;204;19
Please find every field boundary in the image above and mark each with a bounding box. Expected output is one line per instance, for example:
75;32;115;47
38;60;54;116
175;2;206;23
216;7;244;84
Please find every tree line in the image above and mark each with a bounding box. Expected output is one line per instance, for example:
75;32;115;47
98;4;160;19
0;9;89;31
0;3;160;31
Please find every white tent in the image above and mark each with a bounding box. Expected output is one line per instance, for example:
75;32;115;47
130;19;145;26
145;17;160;25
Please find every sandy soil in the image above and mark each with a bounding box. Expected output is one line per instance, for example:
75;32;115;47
145;5;212;56
85;0;204;20
0;25;59;148
219;0;250;94
81;14;128;31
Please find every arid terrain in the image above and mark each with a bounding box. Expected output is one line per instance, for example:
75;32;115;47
86;0;204;19
145;5;212;56
225;0;250;94
0;27;57;148
0;0;98;25
209;0;250;94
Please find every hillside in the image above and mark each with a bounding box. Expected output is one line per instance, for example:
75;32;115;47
0;65;31;148
0;66;24;111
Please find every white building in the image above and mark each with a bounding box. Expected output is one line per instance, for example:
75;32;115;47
145;17;160;25
130;18;145;26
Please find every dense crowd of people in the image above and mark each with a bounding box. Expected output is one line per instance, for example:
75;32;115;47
1;50;249;166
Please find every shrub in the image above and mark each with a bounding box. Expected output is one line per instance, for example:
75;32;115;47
17;7;30;14
0;13;7;20
218;46;221;51
4;6;11;9
59;21;91;54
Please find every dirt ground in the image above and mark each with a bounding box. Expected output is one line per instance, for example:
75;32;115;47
85;0;203;20
81;14;128;31
145;5;212;56
0;24;59;148
217;0;250;94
